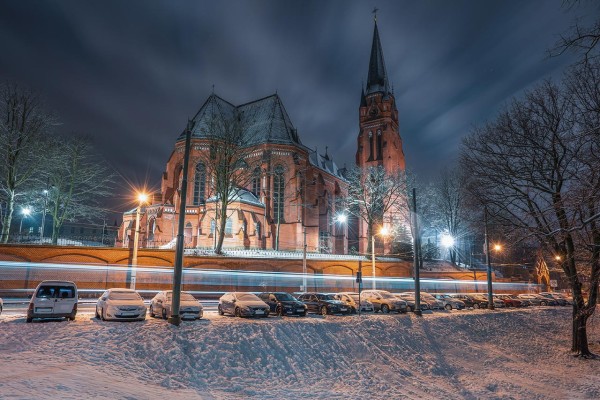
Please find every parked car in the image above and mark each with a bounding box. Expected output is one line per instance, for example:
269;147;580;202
476;294;506;308
296;293;351;315
26;280;78;323
434;294;466;310
451;293;489;309
517;293;558;306
218;292;270;318
540;292;569;306
334;292;374;313
95;289;146;321
0;297;3;316
495;294;525;307
258;292;307;316
421;292;445;310
392;293;430;312
361;290;408;313
150;291;203;320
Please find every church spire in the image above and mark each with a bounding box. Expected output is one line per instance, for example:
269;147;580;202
366;19;389;95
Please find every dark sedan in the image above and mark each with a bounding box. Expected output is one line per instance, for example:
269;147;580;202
296;293;351;315
259;292;307;316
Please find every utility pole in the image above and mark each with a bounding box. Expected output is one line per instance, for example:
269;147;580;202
302;226;307;291
412;188;422;316
371;233;376;290
40;180;49;242
484;206;495;310
169;119;194;326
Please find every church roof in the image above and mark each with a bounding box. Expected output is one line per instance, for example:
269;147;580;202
178;93;300;146
309;147;346;179
206;187;265;208
366;21;390;96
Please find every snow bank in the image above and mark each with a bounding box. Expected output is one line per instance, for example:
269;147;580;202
1;308;599;399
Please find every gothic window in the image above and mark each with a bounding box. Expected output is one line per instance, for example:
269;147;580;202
376;130;383;160
251;167;261;198
255;222;261;237
210;219;216;235
273;165;285;222
193;162;206;205
225;218;233;235
368;131;374;161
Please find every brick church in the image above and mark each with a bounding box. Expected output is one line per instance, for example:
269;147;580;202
119;19;405;254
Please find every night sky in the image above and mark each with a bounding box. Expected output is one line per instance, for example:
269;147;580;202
1;0;596;215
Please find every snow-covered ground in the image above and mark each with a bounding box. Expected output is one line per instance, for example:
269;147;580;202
1;308;599;399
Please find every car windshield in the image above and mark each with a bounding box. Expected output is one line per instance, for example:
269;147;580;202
274;293;295;301
318;294;336;301
379;293;395;299
109;291;141;301
36;285;75;299
166;293;196;301
348;294;360;301
237;293;261;302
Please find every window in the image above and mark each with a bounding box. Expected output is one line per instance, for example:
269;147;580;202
210;219;216;235
368;131;374;160
193;162;206;205
273;165;285;221
376;130;383;160
225;218;232;235
255;222;261;237
251;167;261;197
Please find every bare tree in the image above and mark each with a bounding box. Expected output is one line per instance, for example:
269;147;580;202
194;113;258;254
44;136;114;244
0;83;55;243
550;1;600;63
341;166;406;254
461;68;600;356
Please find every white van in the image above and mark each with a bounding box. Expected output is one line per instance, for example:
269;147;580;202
27;280;78;323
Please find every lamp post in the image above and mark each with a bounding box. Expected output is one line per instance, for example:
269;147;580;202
131;192;148;290
19;207;31;239
371;225;389;290
484;206;494;310
40;188;49;242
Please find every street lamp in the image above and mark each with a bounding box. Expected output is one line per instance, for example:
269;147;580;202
484;206;494;310
131;192;149;290
40;188;49;242
371;226;390;290
19;207;31;239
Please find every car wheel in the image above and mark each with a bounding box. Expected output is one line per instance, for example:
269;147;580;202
162;308;167;320
218;304;224;316
540;301;547;306
408;305;414;312
301;311;307;317
235;307;241;318
26;316;33;323
473;303;480;309
381;304;390;314
444;304;452;311
68;311;76;321
149;305;155;318
95;307;100;319
351;307;357;315
276;306;284;317
320;306;328;316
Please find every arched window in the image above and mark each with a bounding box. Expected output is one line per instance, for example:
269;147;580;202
193;162;206;205
368;131;374;161
273;165;285;222
210;219;216;235
376;130;383;160
251;167;261;197
255;221;261;238
225;218;233;235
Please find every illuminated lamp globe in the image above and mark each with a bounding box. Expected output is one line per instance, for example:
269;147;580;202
440;234;455;248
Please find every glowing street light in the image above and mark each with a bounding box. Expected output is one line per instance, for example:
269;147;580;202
131;192;149;290
19;207;31;238
371;226;390;290
334;213;348;224
440;233;455;248
493;244;502;252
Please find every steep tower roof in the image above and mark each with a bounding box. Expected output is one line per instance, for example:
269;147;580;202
366;20;390;95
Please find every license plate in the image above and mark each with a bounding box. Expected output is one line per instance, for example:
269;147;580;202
296;309;304;313
340;308;347;311
255;310;264;315
36;307;52;313
121;312;135;316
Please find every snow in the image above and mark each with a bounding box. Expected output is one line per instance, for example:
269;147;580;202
1;308;599;399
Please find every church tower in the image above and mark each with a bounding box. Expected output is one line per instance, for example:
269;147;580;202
356;19;405;173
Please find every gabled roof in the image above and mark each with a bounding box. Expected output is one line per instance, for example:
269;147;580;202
366;21;390;96
178;93;300;146
308;148;346;179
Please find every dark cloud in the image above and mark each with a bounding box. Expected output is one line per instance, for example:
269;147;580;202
0;0;596;214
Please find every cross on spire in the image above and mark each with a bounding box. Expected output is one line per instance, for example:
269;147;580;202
372;7;378;22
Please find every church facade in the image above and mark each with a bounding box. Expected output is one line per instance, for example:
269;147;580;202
119;19;405;255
